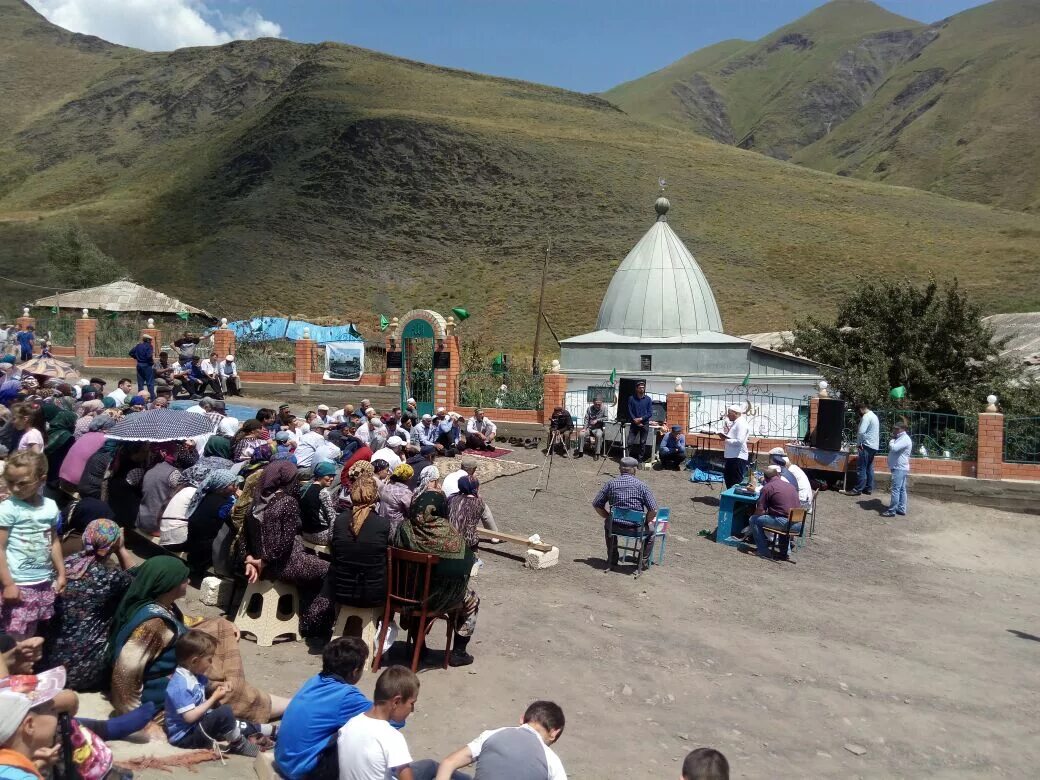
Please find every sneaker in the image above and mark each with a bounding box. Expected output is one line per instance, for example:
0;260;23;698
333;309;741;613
449;650;475;667
227;737;260;757
881;510;897;517
845;489;862;496
895;511;907;516
863;490;873;495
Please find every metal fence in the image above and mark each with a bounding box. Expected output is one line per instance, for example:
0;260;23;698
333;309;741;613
689;393;810;439
31;315;76;346
843;408;977;460
234;338;296;373
458;371;543;410
564;388;666;423
1003;416;1040;464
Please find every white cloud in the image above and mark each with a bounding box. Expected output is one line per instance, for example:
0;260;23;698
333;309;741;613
27;0;282;51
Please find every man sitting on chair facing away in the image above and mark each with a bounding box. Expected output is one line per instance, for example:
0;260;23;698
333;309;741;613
745;465;801;560
592;456;658;570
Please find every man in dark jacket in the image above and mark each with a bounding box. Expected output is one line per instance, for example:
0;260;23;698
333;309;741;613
626;381;654;464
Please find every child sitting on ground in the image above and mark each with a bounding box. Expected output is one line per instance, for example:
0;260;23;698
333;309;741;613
164;630;271;756
0;450;66;639
420;700;567;780
275;636;373;779
681;747;729;780
336;665;419;780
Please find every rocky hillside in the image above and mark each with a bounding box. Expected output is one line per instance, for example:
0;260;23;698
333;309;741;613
2;0;1040;348
605;0;1040;213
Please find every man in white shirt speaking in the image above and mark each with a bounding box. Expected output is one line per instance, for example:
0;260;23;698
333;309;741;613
717;404;749;488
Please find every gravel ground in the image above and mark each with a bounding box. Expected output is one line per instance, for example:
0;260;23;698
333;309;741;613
132;446;1040;779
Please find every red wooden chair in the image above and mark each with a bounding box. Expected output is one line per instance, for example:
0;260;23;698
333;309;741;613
372;547;455;672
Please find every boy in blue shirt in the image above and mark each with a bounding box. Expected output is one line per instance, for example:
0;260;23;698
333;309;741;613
165;630;268;756
275;636;372;779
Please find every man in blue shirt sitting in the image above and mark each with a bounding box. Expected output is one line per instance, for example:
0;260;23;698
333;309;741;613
626;382;654;464
658;424;686;470
275;637;372;779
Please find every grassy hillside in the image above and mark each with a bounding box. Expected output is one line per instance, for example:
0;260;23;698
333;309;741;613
2;0;1040;351
605;0;1040;213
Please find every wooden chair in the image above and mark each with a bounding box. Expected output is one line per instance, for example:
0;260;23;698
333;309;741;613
767;507;808;560
807;488;820;536
372;547;454;673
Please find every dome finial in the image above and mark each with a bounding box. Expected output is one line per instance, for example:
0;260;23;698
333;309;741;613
655;196;670;220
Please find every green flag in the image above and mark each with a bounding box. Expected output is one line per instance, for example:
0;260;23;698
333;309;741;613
451;307;470;321
107;311;119;320
609;368;617;384
50;306;58;314
741;366;751;387
379;315;390;332
889;385;907;400
491;353;505;374
177;311;189;321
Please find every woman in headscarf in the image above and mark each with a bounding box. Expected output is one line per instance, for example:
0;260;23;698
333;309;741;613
398;485;480;667
185;468;239;579
110;556;283;722
42;404;77;484
100;441;151;529
203;432;234;460
336;458;374;511
58;413;116;494
330;472;390;609
243;461;334;637
409;464;447;523
42;519;134;691
73;398;105;439
447;475;490;549
299;461;338;545
158;460;214;549
379;463;414;536
136;442;186;536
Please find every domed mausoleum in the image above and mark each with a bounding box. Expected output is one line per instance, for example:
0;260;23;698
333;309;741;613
559;197;823;433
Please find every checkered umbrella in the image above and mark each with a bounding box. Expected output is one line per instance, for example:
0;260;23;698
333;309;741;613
17;356;80;382
106;408;216;442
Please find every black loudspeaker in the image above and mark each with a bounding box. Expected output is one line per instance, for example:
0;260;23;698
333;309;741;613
813;398;846;451
616;377;648;423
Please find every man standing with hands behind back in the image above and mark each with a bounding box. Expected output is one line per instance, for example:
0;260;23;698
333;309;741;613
627;381;653;464
847;401;879;496
718;404;749;488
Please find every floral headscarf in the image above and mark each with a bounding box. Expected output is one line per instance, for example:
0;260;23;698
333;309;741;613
185;469;238;518
65;518;122;580
415;465;440;496
391;463;414;482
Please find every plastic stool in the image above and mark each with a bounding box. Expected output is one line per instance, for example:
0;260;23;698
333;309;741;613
333;605;381;654
234;579;300;647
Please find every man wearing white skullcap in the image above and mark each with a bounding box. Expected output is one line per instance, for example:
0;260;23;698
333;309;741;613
718;404;749;488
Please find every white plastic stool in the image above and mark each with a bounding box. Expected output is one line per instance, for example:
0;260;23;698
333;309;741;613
333;605;381;654
234;579;300;647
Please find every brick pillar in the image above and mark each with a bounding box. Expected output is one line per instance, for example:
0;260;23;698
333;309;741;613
213;328;236;360
294;338;315;386
666;391;690;431
542;371;567;424
75;317;97;362
16;314;35;333
976;412;1004;481
141;326;161;346
442;334;461;410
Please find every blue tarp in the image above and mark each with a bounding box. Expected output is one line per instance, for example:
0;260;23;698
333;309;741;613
212;317;364;345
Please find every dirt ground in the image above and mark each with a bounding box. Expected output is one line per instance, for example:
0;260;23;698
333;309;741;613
132;446;1040;779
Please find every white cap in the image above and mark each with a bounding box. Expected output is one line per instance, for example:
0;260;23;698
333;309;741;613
406;397;416;404
437;407;446;415
0;666;66;743
225;354;234;362
728;404;744;414
387;436;404;447
422;414;432;421
768;446;786;456
317;404;329;411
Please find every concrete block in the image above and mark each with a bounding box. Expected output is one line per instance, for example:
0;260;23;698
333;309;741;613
255;751;277;780
199;576;232;607
524;546;560;570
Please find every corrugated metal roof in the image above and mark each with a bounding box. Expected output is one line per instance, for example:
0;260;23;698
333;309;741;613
595;197;723;338
32;280;212;317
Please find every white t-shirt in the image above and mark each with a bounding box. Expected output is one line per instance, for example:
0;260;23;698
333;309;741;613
330;409;351;424
336;713;412;780
369;447;401;471
107;387;128;406
722;416;749;460
787;462;813;505
16;427;44;451
467;723;567;780
441;468;468;498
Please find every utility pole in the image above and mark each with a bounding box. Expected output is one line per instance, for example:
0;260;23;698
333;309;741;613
531;238;550;375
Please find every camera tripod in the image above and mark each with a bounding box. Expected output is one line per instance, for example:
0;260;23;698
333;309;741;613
530;428;592;501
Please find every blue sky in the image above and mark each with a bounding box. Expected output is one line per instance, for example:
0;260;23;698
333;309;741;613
30;0;989;92
233;0;987;91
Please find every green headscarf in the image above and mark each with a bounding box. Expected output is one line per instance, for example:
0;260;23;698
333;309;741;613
102;397;116;409
44;409;77;456
110;556;189;643
203;435;233;460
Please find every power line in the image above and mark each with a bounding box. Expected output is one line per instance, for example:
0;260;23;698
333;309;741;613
0;275;77;291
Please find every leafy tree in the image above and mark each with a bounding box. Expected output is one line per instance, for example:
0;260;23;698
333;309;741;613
42;222;127;288
784;279;1025;414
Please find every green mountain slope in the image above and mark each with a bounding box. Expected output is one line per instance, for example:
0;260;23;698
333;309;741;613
2;0;1040;349
604;0;1040;213
794;0;1040;211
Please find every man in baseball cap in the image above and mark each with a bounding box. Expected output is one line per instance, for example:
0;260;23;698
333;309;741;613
0;667;72;777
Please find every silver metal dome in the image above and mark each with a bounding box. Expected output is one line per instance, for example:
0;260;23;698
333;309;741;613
595;200;723;338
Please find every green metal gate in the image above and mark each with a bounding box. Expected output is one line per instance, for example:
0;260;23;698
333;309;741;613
401;319;435;417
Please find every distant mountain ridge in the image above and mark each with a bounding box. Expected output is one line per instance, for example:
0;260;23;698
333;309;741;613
2;0;1039;347
604;0;1040;213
